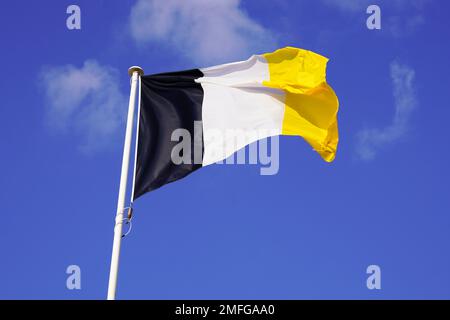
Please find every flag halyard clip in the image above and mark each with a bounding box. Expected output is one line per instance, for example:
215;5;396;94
121;205;134;238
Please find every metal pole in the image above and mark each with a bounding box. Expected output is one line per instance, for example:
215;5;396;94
107;66;144;300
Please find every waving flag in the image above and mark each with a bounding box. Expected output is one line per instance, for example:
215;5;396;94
133;46;339;200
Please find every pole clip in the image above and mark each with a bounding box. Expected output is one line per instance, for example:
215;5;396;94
121;206;134;238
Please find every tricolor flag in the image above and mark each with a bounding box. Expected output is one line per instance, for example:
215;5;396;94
133;46;339;200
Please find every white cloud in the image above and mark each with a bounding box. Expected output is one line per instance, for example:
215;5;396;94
356;62;417;160
129;0;276;65
40;60;126;153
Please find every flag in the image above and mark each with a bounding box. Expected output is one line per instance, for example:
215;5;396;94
133;46;339;200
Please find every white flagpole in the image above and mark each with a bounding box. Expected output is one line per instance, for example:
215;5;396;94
107;66;144;300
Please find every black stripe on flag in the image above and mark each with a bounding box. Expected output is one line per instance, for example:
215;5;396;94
134;69;205;200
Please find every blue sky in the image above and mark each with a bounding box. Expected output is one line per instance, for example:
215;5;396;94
0;0;450;299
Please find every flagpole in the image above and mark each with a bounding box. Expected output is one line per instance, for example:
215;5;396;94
107;66;144;300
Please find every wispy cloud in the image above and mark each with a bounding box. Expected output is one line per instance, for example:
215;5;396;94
386;12;425;37
40;60;126;153
356;62;417;160
128;0;276;65
322;0;372;12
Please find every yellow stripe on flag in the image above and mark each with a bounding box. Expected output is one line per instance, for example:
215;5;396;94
263;47;339;162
